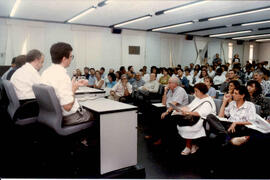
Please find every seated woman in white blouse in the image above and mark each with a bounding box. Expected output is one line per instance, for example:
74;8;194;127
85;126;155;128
94;70;105;89
172;83;216;155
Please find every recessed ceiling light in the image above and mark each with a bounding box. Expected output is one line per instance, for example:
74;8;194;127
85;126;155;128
152;22;193;31
209;30;252;37
242;20;270;26
114;15;152;28
209;7;270;21
163;0;208;14
67;7;95;23
256;39;270;42
233;33;270;39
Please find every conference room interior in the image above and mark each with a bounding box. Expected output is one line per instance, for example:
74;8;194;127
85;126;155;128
1;0;270;179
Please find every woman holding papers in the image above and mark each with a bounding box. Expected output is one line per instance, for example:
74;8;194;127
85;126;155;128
173;83;216;155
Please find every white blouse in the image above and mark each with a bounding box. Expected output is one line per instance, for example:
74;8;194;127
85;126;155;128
177;96;216;139
95;79;105;89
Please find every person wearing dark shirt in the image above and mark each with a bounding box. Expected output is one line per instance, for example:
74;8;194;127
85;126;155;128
6;55;27;80
246;80;270;118
212;53;222;66
1;57;16;80
83;67;90;80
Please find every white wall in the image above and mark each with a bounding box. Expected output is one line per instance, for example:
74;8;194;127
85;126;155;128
258;42;270;63
0;18;254;76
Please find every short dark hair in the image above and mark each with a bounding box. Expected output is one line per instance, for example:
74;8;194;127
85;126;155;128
108;72;116;81
84;67;89;70
90;68;95;71
247;80;262;97
11;57;16;64
50;42;73;64
100;67;105;71
229;80;240;89
194;83;209;94
14;55;27;67
184;68;191;73
26;49;42;63
229;69;236;74
234;85;249;100
221;65;228;72
216;68;223;75
120;66;125;72
128;66;133;71
204;76;213;86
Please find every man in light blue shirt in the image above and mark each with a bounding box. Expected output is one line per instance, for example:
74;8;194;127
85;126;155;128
87;68;96;88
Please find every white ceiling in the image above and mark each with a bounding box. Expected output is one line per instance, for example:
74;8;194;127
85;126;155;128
1;0;270;40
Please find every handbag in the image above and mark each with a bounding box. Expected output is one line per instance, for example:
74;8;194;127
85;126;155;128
176;101;212;127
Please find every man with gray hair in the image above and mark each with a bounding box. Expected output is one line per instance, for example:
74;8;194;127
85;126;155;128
109;74;133;102
132;72;145;92
145;76;189;145
10;49;44;118
11;49;44;100
254;70;270;96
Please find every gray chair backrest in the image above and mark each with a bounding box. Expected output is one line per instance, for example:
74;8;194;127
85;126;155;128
188;94;195;104
255;104;261;115
214;99;223;115
158;84;164;95
215;91;219;99
2;80;20;119
32;84;93;136
264;97;270;107
32;84;63;133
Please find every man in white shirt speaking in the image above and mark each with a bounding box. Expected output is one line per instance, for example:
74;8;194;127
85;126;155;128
41;42;93;126
11;49;44;118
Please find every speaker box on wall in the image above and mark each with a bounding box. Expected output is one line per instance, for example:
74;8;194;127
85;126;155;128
237;40;244;45
111;28;122;34
185;34;193;40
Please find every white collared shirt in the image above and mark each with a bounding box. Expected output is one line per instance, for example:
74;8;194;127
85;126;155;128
111;81;132;97
213;74;226;85
140;80;160;93
10;63;41;100
225;101;256;122
41;64;80;116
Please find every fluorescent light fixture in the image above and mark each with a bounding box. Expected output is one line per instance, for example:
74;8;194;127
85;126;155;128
233;33;270;39
256;39;270;42
209;7;270;21
209;30;252;37
152;22;193;31
164;1;207;14
10;0;21;17
105;0;111;4
242;20;270;26
98;0;111;7
114;15;152;27
68;7;95;23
